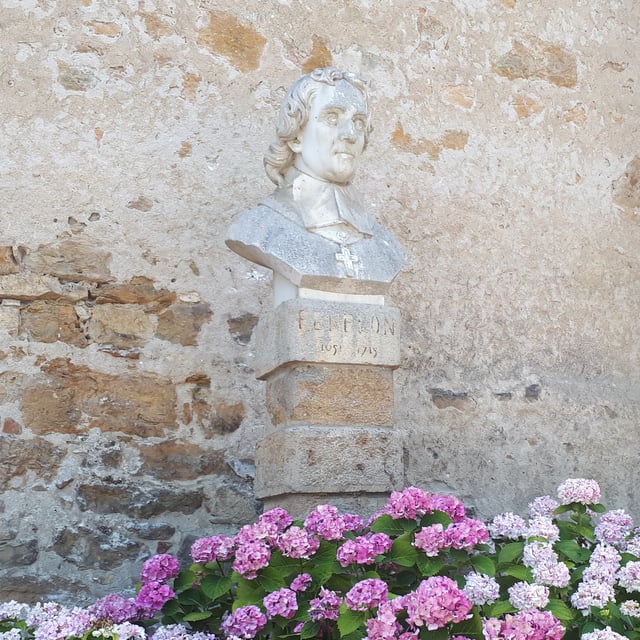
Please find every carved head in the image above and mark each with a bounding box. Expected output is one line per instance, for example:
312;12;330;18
264;67;372;186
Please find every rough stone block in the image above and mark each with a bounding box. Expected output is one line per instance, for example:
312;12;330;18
94;276;176;310
266;363;395;427
0;273;88;302
0;248;18;275
21;300;87;346
20;240;112;283
155;302;212;346
87;303;154;349
255;298;401;378
0;438;64;490
23;358;177;437
0;301;20;336
254;426;403;500
136;441;229;480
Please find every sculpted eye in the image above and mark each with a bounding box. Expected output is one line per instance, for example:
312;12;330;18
324;112;339;126
353;118;366;131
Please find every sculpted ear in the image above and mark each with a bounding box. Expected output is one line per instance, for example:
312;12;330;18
288;139;302;153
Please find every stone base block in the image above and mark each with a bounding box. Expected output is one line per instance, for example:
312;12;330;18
255;298;401;379
266;363;394;427
254;425;404;505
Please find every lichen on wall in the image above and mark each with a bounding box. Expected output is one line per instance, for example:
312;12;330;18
0;0;638;603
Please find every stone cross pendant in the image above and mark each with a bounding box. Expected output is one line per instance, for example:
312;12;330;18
335;245;359;277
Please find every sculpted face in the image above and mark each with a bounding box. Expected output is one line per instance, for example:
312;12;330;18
289;79;368;185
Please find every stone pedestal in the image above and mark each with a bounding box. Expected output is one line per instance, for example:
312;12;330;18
253;298;404;517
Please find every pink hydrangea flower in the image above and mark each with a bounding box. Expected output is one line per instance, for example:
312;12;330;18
557;478;601;505
403;576;472;631
0;601;27;621
337;532;392;566
191;535;236;563
263;587;298;619
462;572;500;606
413;523;447;556
432;494;467;522
345;578;389;611
232;539;271;579
384;487;435;520
277;526;320;559
365;600;402;640
304;504;350;541
583;544;621;584
31;606;96;640
140;554;180;585
290;573;312;592
258;506;292;532
220;605;267;639
444;518;489;550
489;512;527;539
308;587;343;621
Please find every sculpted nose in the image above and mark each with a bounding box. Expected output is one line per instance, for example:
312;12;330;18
339;120;357;141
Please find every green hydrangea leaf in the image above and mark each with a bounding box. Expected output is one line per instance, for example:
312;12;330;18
183;611;213;622
388;532;419;567
547;598;577;623
337;605;366;636
485;600;517;617
371;514;415;536
200;575;234;601
470;555;496;577
555;540;592;563
498;541;524;565
173;569;198;592
416;555;445;577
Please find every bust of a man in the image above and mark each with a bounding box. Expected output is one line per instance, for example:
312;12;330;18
226;67;405;306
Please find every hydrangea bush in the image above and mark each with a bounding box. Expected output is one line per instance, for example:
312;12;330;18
1;479;640;640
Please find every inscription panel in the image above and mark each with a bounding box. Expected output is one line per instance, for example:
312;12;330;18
255;298;401;378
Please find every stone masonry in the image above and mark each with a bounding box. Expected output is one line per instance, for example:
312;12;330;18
1;0;639;604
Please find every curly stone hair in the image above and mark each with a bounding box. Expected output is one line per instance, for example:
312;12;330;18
263;67;372;185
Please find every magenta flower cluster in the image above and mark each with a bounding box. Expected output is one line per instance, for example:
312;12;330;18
337;532;393;566
557;478;601;505
483;610;564;640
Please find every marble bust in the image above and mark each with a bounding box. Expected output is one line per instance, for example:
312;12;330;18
226;67;405;306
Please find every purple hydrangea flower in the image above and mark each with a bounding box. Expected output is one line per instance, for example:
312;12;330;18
508;582;550;610
595;509;634;547
191;535;236;563
527;517;560;542
220;605;267;639
557;478;601;505
582;627;628;640
152;624;216;639
345;578;389;611
232;539;271;579
308;587;343;621
431;494;467;522
489;512;527;539
483;610;564;640
135;582;175;618
620;600;640;618
528;495;559;519
570;580;615;610
258;507;292;533
0;601;27;622
140;553;180;585
290;573;312;592
89;593;139;623
618;560;640;591
263;587;298;619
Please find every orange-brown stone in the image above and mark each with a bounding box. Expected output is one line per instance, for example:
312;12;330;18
21;301;87;346
391;122;440;159
155;302;212;346
302;35;332;74
492;36;577;88
0;248;18;276
181;72;202;101
23;358;177;437
137;441;228;480
94;276;175;310
197;12;266;72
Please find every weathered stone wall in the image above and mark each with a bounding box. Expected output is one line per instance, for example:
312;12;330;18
1;0;638;603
